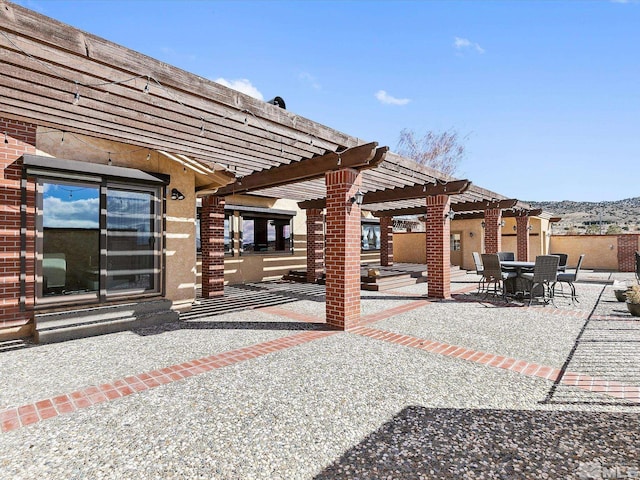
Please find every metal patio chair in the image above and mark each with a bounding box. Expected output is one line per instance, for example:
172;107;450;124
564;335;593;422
552;254;585;305
481;253;517;301
521;255;560;306
472;251;486;293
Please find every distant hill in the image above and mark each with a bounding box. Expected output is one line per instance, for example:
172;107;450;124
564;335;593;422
527;197;640;234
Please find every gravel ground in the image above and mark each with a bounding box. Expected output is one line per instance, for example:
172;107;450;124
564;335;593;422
1;272;638;479
0;309;312;409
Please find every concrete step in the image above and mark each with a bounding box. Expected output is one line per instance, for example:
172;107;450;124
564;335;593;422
34;299;178;344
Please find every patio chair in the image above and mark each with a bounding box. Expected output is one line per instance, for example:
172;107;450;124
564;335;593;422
552;254;585;305
636;251;640;284
481;253;517;301
497;251;515;262
497;251;516;272
521;255;560;306
472;251;485;293
550;253;568;272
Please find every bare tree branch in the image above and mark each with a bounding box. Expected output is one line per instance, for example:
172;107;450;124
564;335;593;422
397;128;467;176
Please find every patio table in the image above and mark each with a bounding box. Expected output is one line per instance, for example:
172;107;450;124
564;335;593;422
501;261;535;295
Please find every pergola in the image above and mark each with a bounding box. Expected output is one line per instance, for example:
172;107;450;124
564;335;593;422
0;2;541;330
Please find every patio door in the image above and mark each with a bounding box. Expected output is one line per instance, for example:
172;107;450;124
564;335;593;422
36;178;162;304
450;231;462;267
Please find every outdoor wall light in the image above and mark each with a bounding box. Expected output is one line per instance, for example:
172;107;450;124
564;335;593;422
513;225;517;232
500;220;506;227
481;221;486;229
171;188;185;201
444;210;455;220
350;190;365;206
469;231;474;238
527;225;533;231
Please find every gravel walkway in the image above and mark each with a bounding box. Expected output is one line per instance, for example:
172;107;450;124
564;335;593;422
1;272;638;479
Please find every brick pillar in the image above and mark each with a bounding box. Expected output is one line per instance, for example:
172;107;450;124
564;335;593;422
617;234;640;272
515;216;530;261
0;118;37;335
305;208;324;283
484;208;502;254
379;216;394;266
201;196;225;297
325;168;362;330
426;194;451;299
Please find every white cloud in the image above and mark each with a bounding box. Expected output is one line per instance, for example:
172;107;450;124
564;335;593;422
214;78;264;100
454;36;485;54
375;90;410;106
299;72;321;90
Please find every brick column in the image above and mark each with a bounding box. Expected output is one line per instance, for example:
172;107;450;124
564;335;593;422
325;168;362;330
484;208;502;254
200;196;225;297
426;194;451;299
515;216;530;261
305;208;324;283
379;216;394;267
617;234;640;272
0;118;37;336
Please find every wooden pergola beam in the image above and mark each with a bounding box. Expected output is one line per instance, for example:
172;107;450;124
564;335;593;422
451;198;518;212
210;143;386;195
373;206;542;218
298;179;471;210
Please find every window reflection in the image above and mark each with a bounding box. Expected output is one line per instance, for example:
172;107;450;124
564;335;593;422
42;181;100;296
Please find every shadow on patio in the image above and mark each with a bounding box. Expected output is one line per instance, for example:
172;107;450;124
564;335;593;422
315;406;640;479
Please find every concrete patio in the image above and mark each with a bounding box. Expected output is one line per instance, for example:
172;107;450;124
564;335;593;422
1;271;639;479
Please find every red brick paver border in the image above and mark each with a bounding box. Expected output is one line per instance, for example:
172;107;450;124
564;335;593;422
350;326;640;405
0;329;337;433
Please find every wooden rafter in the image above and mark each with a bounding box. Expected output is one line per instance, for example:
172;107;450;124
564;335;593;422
298;179;471;210
210;143;386;196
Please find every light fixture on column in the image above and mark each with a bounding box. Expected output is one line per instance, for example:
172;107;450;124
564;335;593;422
171;188;185;201
469;231;474;238
444;210;455;220
500;220;506;227
481;221;485;229
527;225;533;231
513;225;517;232
350;190;364;206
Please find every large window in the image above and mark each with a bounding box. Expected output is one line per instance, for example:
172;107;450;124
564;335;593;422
36;177;162;304
241;215;292;253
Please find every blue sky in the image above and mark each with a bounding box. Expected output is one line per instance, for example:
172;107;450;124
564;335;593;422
14;0;640;202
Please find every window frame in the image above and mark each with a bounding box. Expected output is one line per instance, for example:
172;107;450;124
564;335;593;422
238;212;294;256
26;157;167;308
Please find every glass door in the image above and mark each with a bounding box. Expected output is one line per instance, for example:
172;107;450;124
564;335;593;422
105;186;161;295
39;180;100;300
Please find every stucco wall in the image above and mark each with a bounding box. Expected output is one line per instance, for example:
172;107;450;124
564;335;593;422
394;217;551;270
36;129;197;310
549;235;636;270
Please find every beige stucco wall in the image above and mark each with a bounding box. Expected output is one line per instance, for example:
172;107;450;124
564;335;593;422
549;235;622;270
394;217;552;270
36;129;197;310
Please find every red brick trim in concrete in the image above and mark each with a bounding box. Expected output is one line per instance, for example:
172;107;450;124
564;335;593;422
350;326;639;404
0;329;337;433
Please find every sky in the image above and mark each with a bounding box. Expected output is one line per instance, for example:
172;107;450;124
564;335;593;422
12;0;640;202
